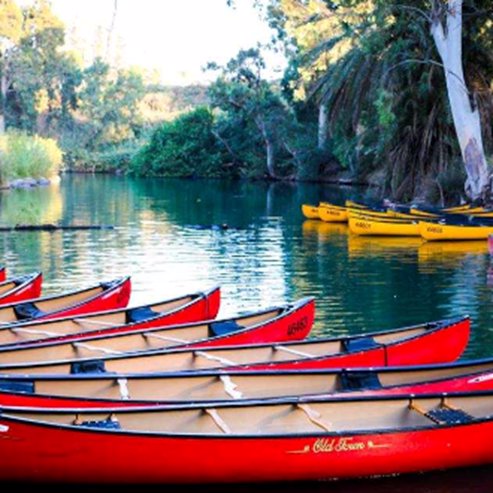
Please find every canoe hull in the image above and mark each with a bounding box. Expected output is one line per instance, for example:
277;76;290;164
244;316;469;371
420;221;493;241
0;272;42;305
301;204;320;219
1;417;493;483
349;217;420;236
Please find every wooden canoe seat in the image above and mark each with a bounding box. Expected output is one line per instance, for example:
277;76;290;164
14;302;44;320
74;414;121;430
342;336;379;353
208;320;244;337
126;306;159;324
204;408;231;433
409;398;473;425
339;370;382;391
70;360;107;374
0;378;34;394
297;403;331;432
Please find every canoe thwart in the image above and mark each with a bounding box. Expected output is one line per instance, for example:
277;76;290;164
297;403;332;432
72;342;123;355
204;408;231;434
193;351;236;367
219;375;243;399
117;378;130;400
143;332;188;344
273;345;314;358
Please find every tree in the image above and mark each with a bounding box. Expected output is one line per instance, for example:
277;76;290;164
430;0;490;201
77;59;145;148
0;0;22;133
278;0;493;201
207;48;293;178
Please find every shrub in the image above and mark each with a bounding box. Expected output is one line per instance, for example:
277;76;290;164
131;107;225;178
0;131;63;184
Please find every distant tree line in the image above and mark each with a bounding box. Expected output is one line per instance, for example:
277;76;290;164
2;0;493;203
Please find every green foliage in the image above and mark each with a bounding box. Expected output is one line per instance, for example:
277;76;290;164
0;131;62;183
76;60;145;150
131;107;224;178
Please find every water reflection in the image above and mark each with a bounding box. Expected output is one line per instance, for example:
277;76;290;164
347;234;423;260
7;464;493;492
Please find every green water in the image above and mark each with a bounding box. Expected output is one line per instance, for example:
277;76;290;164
1;174;491;358
1;174;493;491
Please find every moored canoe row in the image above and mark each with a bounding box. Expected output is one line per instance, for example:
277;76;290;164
302;200;493;240
0;268;492;482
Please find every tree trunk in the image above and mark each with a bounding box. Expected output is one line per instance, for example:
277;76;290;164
256;117;276;178
318;102;328;150
0;72;7;134
430;0;490;202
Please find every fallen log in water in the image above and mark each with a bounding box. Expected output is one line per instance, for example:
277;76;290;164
0;224;114;232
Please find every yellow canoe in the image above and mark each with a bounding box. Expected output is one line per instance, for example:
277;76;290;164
318;206;348;223
419;221;493;241
349;216;420;236
301;204;320;220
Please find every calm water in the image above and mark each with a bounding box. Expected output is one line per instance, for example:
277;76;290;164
2;174;493;491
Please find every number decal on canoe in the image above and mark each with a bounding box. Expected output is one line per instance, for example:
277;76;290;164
287;316;308;336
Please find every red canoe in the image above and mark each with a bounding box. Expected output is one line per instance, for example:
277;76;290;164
1;391;493;482
0;297;315;367
0;272;42;305
3;356;493;408
0;276;131;325
0;286;220;348
0;265;5;282
0;316;467;375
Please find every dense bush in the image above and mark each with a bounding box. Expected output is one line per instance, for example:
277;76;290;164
131;107;226;178
0;132;63;184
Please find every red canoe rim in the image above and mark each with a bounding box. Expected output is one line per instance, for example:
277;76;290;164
2;388;493;438
2;276;131;321
2;284;220;331
4;355;493;409
2;350;491;383
0;295;314;353
0;272;42;301
0;315;468;373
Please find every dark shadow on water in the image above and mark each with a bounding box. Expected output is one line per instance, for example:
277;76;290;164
7;465;493;493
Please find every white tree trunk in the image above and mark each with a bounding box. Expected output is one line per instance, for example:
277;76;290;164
318;102;328;150
430;0;489;201
0;72;7;134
